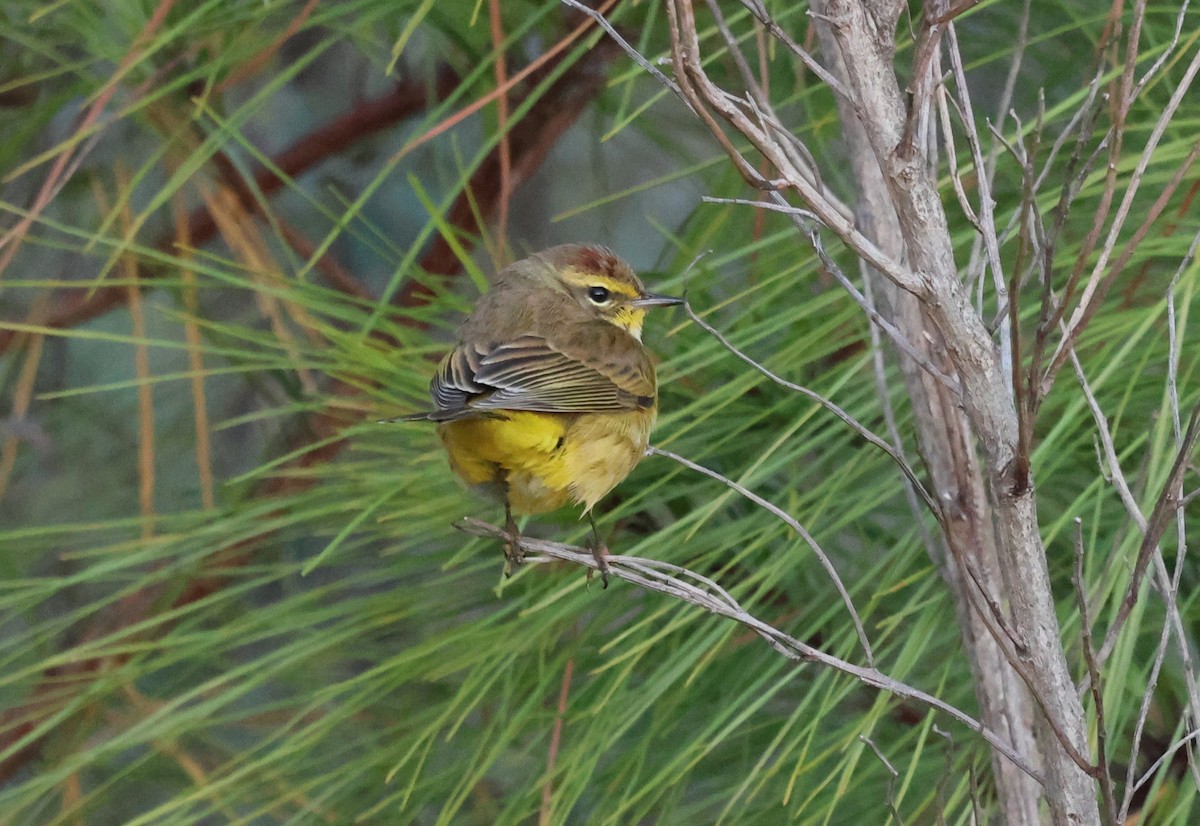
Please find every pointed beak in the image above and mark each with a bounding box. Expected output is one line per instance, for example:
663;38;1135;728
630;292;685;309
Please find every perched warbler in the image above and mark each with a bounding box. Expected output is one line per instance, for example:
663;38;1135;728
404;244;683;583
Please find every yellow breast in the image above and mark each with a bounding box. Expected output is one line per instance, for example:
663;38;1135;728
437;408;655;515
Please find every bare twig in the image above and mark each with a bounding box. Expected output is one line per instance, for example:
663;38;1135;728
1131;728;1200;800
1100;403;1200;657
1163;227;1200;794
859;735;905;825
1035;0;1145;393
1026;79;1107;419
679;291;941;519
660;0;918;291
1117;572;1178;822
559;0;686;104
702;196;961;394
647;446;874;665
943;25;1009;370
737;0;850;97
1050;212;1200;816
1070;520;1117;825
1042;141;1200;396
458;517;1043;783
932;725;955;826
1067;348;1147;537
936;83;981;235
1129;0;1192;102
1042;24;1200;393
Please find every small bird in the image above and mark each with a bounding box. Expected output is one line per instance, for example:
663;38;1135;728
404;244;683;584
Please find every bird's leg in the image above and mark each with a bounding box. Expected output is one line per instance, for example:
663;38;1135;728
586;512;610;589
502;497;524;576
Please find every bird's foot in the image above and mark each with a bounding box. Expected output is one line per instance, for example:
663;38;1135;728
502;514;524;577
587;540;610;589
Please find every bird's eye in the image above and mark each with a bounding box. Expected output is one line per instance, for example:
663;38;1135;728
586;286;611;304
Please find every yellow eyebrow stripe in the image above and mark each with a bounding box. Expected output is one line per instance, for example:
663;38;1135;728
559;269;640;298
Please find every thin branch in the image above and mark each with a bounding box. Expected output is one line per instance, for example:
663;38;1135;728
1035;0;1145;391
457;517;1043;784
1131;728;1200;799
1117;568;1178;822
984;0;1030;186
703;196;961;394
1071;519;1117;825
1163;226;1200;794
1042;19;1200;392
679;292;940;521
647;446;874;665
936;83;981;233
1030;69;1105;198
1066;247;1200;776
943;25;1010;379
703;4;833;196
897;7;941;161
1099;403;1200;658
1128;0;1192;102
1042;140;1200;396
659;0;918;292
705;12;769;119
1068;348;1147;536
1026;76;1107;417
932;725;956;826
776;197;963;393
559;0;687;104
993;117;1038;485
859;735;905;825
737;0;850;98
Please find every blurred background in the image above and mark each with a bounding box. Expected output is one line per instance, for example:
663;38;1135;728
2;1;1198;823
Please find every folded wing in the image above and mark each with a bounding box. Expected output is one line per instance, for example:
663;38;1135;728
424;332;654;421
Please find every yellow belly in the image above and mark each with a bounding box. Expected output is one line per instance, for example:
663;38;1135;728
437;409;655;515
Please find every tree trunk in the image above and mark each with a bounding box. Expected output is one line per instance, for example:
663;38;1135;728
813;1;1100;822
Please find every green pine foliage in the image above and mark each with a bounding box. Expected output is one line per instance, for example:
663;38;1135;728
1;1;1198;823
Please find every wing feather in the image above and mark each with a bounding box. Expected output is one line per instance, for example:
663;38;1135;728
426;333;653;420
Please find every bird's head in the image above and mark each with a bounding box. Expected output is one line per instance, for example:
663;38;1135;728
535;244;683;340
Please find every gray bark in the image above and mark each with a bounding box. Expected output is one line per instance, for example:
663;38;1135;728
813;1;1099;822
